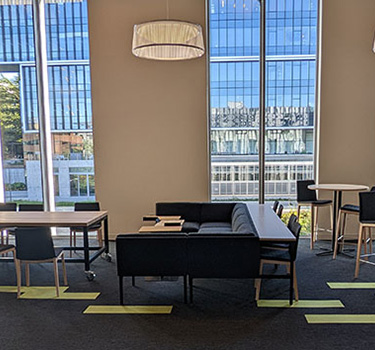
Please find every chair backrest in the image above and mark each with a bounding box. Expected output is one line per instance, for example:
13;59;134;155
297;180;317;202
15;227;56;260
272;201;279;212
277;204;284;218
359;191;375;223
18;204;44;211
289;219;302;261
74;202;100;211
0;203;17;211
287;214;297;231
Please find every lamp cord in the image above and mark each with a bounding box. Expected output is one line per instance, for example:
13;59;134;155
166;0;169;20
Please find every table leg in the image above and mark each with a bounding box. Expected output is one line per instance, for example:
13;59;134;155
83;226;96;281
104;216;109;254
317;190;339;256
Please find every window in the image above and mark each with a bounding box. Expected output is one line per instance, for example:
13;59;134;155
209;0;318;201
0;0;96;207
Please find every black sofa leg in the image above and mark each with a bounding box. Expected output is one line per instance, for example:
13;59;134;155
289;262;294;306
119;276;124;305
189;276;193;304
132;276;135;287
183;275;187;304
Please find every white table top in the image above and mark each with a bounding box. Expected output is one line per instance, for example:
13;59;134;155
246;203;295;242
0;211;108;227
308;184;369;192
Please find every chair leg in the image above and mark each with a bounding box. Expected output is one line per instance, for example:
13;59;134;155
293;262;298;301
333;210;342;259
355;224;364;278
53;258;60;297
289;261;294;305
310;205;315;250
61;253;68;286
25;263;30;287
255;261;264;301
15;258;22;299
369;227;373;254
97;228;103;247
314;206;319;242
132;276;135;287
69;230;73;258
297;205;301;220
329;204;333;231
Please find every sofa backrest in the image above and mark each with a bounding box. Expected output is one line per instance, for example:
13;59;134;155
187;233;260;278
156;202;201;222
231;203;257;234
156;202;236;224
116;233;188;276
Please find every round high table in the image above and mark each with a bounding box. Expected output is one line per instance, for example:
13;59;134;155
307;184;369;256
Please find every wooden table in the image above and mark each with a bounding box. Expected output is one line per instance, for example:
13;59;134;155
308;184;369;255
246;203;296;242
0;211;110;280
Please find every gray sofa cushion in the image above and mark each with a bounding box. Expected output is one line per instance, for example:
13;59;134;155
182;221;200;233
200;222;232;229
198;227;233;233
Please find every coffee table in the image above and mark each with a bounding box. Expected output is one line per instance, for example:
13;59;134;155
139;219;185;233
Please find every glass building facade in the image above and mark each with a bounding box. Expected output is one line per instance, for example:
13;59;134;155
209;0;318;200
0;0;94;203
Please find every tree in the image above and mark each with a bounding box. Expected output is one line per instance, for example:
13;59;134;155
0;75;23;160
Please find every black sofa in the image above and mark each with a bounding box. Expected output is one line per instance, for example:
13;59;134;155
116;202;260;304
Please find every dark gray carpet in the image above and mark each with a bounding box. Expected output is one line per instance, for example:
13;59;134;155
1;238;375;350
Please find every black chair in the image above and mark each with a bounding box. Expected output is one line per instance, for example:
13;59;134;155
256;215;301;305
272;201;279;212
0;203;17;244
297;180;332;250
277;204;284;218
334;186;375;259
354;191;375;278
70;202;102;257
15;227;67;298
18;204;44;211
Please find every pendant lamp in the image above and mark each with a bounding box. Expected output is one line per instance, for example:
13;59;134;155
132;1;205;61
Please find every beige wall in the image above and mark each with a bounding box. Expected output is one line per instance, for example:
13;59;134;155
318;0;375;228
88;0;208;236
88;0;375;236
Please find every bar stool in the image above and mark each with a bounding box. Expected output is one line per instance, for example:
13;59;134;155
296;180;333;250
354;191;375;278
333;186;375;259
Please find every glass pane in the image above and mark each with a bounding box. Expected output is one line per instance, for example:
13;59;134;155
210;0;261;202
45;0;96;208
264;0;317;205
0;1;43;205
209;0;318;205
